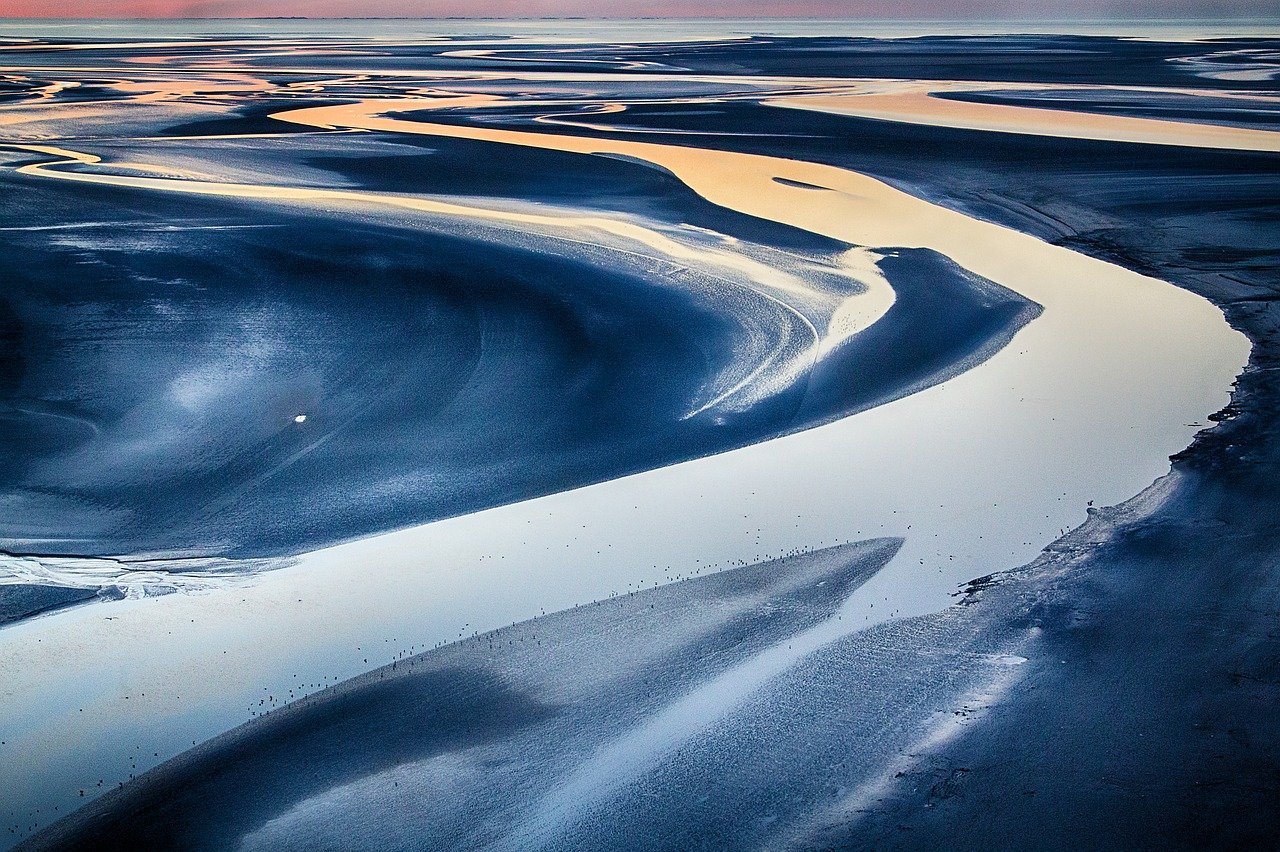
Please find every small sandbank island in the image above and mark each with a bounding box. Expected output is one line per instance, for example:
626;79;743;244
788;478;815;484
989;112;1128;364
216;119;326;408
0;12;1277;851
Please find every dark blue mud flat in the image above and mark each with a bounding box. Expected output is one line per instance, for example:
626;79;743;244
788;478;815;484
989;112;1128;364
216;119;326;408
159;99;336;137
0;170;1034;560
799;251;1040;424
0;583;100;626
0;81;39;103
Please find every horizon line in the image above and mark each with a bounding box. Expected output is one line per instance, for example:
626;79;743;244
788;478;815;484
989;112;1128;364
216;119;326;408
4;14;1280;21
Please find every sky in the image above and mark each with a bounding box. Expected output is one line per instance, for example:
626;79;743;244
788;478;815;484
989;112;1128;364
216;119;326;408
2;0;1277;17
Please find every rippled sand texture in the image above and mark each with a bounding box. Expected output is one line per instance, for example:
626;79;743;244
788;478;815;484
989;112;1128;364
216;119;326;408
0;28;1268;849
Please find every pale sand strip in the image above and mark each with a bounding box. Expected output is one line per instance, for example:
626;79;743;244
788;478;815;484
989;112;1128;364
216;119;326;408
768;81;1280;152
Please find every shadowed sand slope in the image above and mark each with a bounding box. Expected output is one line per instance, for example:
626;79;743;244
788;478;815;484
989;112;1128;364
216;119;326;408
22;539;912;852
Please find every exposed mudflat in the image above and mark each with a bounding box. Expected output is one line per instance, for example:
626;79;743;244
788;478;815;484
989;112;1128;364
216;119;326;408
2;26;1276;852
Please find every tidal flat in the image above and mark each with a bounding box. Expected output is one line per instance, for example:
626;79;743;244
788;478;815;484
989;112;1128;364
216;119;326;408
0;22;1276;850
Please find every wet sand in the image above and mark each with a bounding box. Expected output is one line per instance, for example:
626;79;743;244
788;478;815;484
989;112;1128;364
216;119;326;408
0;29;1272;849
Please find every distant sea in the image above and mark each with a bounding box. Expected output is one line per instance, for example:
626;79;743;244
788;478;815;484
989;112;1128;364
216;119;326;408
0;17;1277;42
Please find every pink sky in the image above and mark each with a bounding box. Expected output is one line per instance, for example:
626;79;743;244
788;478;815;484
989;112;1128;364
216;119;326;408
1;0;1274;17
